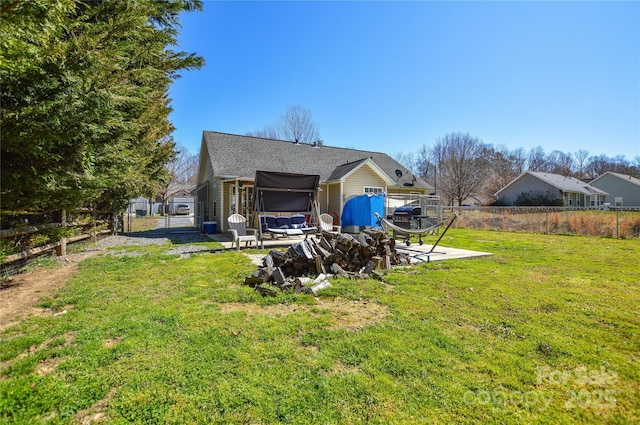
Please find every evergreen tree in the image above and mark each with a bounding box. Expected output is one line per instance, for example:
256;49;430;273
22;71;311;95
1;0;204;214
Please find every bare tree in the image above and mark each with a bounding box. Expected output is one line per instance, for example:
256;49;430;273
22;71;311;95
633;156;640;177
414;144;438;189
390;150;416;172
548;150;573;175
586;154;637;176
512;147;527;175
484;145;524;198
435;132;490;206
587;154;611;177
276;105;321;144
574;149;589;178
246;125;278;139
156;144;198;214
528;146;548;171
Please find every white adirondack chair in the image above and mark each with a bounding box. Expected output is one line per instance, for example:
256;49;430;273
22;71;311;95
319;213;341;234
228;214;258;250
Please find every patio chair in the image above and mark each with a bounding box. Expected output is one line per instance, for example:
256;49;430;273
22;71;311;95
228;214;258;250
319;213;341;234
260;215;281;239
259;214;318;241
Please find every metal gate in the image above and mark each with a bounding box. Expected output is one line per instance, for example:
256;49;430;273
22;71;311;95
164;198;196;230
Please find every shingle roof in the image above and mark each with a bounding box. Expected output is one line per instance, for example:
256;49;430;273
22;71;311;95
201;131;433;190
528;171;607;195
326;159;369;181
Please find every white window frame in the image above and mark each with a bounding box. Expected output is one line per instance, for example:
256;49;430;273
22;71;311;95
364;186;384;195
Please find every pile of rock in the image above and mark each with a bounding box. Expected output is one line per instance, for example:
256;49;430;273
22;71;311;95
243;230;411;296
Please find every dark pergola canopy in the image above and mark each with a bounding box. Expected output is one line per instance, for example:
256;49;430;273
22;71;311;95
253;171;321;248
253;170;320;213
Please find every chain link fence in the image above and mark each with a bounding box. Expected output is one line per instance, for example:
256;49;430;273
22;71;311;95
452;206;640;238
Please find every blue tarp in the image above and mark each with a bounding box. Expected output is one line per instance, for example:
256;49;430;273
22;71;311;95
341;194;385;227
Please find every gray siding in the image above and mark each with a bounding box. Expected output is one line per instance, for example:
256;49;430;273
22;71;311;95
498;174;561;205
591;174;640;206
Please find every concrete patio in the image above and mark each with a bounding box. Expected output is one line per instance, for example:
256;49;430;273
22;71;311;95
205;232;492;262
395;243;492;263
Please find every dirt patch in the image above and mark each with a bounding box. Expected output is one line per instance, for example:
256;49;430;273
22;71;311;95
218;297;391;331
0;251;99;331
71;388;118;425
104;337;123;348
1;331;75;374
36;355;69;376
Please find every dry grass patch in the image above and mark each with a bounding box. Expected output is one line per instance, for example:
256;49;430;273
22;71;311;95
218;297;391;331
324;360;363;376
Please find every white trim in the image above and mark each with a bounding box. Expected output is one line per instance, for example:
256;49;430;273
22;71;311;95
329;158;396;185
339;182;344;217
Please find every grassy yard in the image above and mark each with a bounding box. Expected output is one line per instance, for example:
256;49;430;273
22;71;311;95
1;230;638;424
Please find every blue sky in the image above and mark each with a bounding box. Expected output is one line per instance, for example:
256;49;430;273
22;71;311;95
168;1;640;162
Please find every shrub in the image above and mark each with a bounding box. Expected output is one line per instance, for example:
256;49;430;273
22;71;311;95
515;191;563;206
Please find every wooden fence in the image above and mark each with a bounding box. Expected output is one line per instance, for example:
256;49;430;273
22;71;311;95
1;209;114;277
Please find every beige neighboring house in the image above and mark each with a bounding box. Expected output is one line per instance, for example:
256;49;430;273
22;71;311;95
589;171;640;206
495;171;607;207
193;131;433;231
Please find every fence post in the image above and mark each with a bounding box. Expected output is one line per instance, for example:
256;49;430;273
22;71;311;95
92;203;97;243
545;209;548;233
616;209;620;239
56;209;67;256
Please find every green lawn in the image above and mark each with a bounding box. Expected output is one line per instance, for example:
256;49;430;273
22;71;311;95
1;230;638;424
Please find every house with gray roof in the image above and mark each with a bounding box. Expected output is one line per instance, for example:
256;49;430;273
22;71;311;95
495;171;607;207
589;171;640;206
194;131;433;231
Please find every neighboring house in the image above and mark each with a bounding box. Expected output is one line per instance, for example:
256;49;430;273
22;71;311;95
459;195;492;207
495;171;607;207
194;131;434;231
589;171;640;207
128;197;161;215
169;196;194;214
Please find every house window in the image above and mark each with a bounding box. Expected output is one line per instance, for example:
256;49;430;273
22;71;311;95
364;186;384;195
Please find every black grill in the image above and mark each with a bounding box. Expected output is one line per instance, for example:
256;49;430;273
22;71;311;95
392;205;423;229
